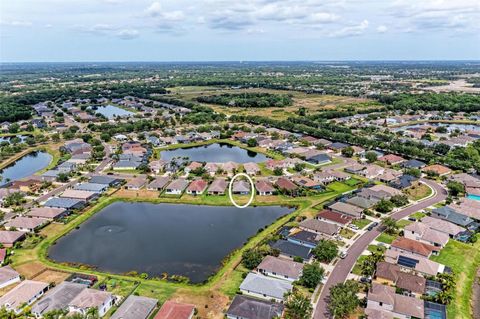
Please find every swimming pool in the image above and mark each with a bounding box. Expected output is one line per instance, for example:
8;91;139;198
467;194;480;201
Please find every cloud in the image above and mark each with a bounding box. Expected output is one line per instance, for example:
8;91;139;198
208;12;254;30
376;25;388;33
1;20;33;27
330;19;369;37
116;29;140;39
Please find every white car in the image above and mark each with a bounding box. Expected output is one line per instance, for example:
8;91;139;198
339;251;348;259
348;224;359;230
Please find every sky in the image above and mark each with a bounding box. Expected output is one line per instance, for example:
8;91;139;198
1;0;480;62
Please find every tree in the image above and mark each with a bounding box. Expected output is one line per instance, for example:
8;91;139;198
359;251;384;277
56;172;70;183
381;216;398;235
365;151;378;163
341;146;354;158
284;291;313;319
313;240;338;263
375;199;394;213
246;138;258;147
404;167;421;178
2;192;26;207
273;167;283;176
241;247;267;269
300;262;325;288
389;194;409;207
328;280;360;318
446;181;465;197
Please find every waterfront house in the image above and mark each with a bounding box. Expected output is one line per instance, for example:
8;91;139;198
31;282;86;316
205;163;220;176
165;179;189;195
327;202;363;219
186;179;208;195
73;183;108;193
4;217;49;233
68;288;115;317
226;295;284;319
0;266;20;289
256;256;303;282
207;178;228;195
298;219;340;237
147;177;170;191
316;210;353;227
111;295;158;319
154;300;195;319
287;230;321;249
232;180;251;195
61;189;98;202
89;175;124;187
125;177;147;190
270;240;312;261
26;207;67;220
276;177;299;196
255;180;275;196
0;231;26;247
239;273;292;302
184;161;203;174
244;162;261;176
44;197;85;210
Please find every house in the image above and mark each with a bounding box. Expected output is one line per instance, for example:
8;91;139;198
378;154;406;165
287;230;321;249
147;177;170;191
327;202;363;219
369;184;403;197
27;207;67;220
328;142;349;152
4;217;49;232
165;179;189;195
184;161;203;174
431;206;474;228
255;180;275;196
265;159;285;171
0;280;49;314
205;163;220;176
276;177;299;196
422;164;452;176
357;188;390;201
154;300;195;319
125;177;147;190
316;210;353;227
113;160;142;170
73;183;108;193
0;231;26;247
44;197;85;210
420;216;464;238
68;288;115;317
374;262;426;296
306;153;331;165
244;162;261;175
291;176;322;190
385;250;446;277
257;256;303;282
367;283;424;319
389;175;418;190
232;180;251;195
0;266;21;289
89;175;124;187
377;169;403;183
359;164;385;179
239;273;292;302
111;295;158;319
222;161;238;176
270;240;312;261
207;178;228;195
298;219;340;237
61;189;98;202
226;295;284;319
448;198;480;220
401;159;426;169
390;237;440;258
345;196;377;209
186;179;208;195
149;160;168;174
31;282;86;316
404;222;450;247
9;178;43;193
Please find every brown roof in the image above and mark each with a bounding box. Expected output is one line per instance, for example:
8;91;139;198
60;189;96;200
207;178;227;192
299;219;339;236
27;207;66;219
422;164;452;176
69;288;112;309
391;237;439;257
257;256;303;280
0;231;26;246
276;178;298;191
186;179;208;192
316;210;353;225
375;262;426;294
0;280;48;310
5;217;48;230
154;300;195;319
379;154;405;164
255;180;275;193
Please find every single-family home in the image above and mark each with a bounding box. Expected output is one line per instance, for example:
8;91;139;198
186;179;208;195
390;237;440;258
316;210;353;227
125;177;147;190
404;222;450;247
184;161;203;174
298;219;340;237
0;266;21;289
31;282;86;317
420;216;464;238
374;262;426;296
385;250;446;277
243;162;261;175
367;283;424;319
27;207;67;220
111;295;158;319
431;206;474;228
256;256;303;282
306;153;331;165
422;164;452;177
287;230;321;249
232;180;251;195
378;154;406;166
239;273;292;302
222;161;238;176
255;180;275;196
276;178;299;196
0;231;26;248
270;240;312;261
154;300;195;319
147;177;170;191
44;197;85;210
61;189;98;202
4;217;49;233
0;280;49;314
165;179;189;195
207;178;228;195
345;196;377;209
226;295;284;319
73;183;108;193
89;175;124;187
68;288;115;317
401;159;426;169
327;202;363;219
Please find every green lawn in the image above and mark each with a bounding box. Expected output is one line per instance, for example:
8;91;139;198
351;255;368;275
376;233;396;244
431;237;480;319
352;218;372;230
344;178;361;187
327;181;354;194
396;219;413;228
409;212;426;220
340;228;356;239
367;244;386;254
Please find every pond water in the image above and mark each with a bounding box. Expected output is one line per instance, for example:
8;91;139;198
0;151;52;187
48;202;293;283
91;105;134;119
160;143;269;163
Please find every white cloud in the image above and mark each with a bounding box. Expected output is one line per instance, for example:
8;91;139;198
330;19;369;37
117;29;139;39
1;20;33;27
376;25;388;33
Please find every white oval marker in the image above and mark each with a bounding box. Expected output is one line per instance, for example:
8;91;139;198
228;173;255;209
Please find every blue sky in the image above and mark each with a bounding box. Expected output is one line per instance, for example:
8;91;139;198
1;0;479;62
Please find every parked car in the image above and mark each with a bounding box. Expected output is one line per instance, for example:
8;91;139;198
348;224;359;230
339;251;348;259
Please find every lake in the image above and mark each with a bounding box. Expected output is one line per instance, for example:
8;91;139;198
160;143;269;163
48;202;293;283
91;105;134;119
0;151;52;187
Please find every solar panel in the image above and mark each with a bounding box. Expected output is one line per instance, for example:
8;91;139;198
398;255;419;268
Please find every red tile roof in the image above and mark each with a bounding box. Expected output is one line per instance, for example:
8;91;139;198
391;237;439;257
155;301;195;319
316;210;353;225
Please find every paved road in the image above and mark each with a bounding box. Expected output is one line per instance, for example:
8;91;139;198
313;178;448;319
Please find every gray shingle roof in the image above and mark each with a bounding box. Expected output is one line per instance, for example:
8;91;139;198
239;273;292;300
44;197;84;209
110;295;157;319
226;295;284;319
31;282;86;315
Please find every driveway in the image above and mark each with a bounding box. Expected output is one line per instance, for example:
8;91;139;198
313;178;447;319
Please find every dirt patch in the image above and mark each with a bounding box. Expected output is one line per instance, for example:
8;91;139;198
15;261;47;279
472;268;480;319
172;289;230;319
115;189;160;199
33;269;70;285
0;282;19;297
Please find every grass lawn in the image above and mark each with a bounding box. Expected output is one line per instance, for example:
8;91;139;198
351;255;368;275
327;181;354;194
396;219;413;228
409;212;427;220
376;233;396;244
367;244;386;254
344;178;361;187
340;228;356;239
431;237;480;319
352;218;372;230
404;182;433;201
